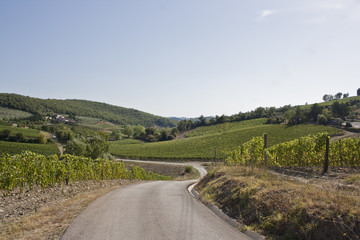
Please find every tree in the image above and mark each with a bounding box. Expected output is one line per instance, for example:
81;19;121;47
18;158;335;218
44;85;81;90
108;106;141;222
215;115;226;124
317;114;328;125
323;94;334;102
254;107;266;118
309;103;322;122
39;131;48;144
65;137;87;156
335;92;342;99
14;132;25;142
332;101;349;119
123;125;133;138
357;88;360;96
287;107;305;125
198;115;207;126
86;134;110;159
110;130;122;140
158;130;169;141
343;93;349;98
0;129;11;140
55;127;74;144
133;125;146;139
170;128;179;137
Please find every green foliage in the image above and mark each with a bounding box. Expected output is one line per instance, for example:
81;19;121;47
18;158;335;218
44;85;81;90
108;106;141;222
55;127;75;144
317;114;328;125
14;133;26;142
110;130;122;140
38;132;48;144
0;125;41;139
0;141;59;155
133;125;146;139
186;119;266;138
123;125;133;138
0;152;171;193
65;134;110;159
225;133;360;167
0;93;176;127
0;107;32;120
65;137;87;156
184;165;194;174
86;134;110;159
110;120;342;160
331;101;349;119
0;129;11;139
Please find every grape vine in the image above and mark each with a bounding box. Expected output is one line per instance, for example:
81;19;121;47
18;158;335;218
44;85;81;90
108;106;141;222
0;151;170;193
225;133;360;168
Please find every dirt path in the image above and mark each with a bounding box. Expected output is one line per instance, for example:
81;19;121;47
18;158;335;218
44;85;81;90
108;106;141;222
331;130;360;141
267;166;360;195
175;130;190;140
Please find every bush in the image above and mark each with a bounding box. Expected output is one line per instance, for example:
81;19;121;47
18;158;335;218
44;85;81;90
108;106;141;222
185;166;194;174
317;114;328;125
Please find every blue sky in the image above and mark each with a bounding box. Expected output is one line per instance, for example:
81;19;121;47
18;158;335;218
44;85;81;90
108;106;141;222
1;0;360;118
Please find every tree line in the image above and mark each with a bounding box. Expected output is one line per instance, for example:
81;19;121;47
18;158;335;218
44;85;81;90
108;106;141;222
0;93;177;128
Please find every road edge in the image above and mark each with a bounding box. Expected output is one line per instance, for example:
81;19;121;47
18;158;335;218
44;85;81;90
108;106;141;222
188;183;265;240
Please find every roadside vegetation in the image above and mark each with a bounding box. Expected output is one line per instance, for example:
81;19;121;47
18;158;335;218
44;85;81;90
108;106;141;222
225;133;360;168
0;151;171;194
195;166;360;240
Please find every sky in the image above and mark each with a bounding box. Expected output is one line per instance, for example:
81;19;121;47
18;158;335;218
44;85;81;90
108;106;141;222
1;0;360;118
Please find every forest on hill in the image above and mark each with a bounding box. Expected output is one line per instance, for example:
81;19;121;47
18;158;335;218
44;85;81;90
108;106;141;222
0;93;177;127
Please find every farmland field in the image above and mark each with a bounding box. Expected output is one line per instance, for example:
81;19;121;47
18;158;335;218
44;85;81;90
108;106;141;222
0;107;32;120
0;141;60;156
110;120;342;160
0;125;41;139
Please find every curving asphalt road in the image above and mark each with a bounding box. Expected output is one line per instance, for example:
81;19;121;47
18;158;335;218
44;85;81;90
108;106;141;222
61;162;252;240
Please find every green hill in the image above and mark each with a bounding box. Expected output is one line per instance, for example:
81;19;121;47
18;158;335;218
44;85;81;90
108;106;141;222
110;119;342;160
0;93;177;127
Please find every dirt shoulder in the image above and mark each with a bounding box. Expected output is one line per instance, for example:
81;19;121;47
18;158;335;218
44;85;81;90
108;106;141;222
195;166;360;240
0;179;137;240
122;160;199;180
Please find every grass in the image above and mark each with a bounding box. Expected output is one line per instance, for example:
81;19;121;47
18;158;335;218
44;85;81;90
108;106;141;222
0;125;41;139
110;120;342;160
112;138;143;145
195;166;360;240
122;161;199;180
186;118;267;137
0;182;132;240
0;141;60;156
344;174;360;186
77;116;122;131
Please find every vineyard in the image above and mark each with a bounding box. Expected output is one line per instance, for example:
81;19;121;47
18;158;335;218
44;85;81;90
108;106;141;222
110;121;342;160
0;141;60;156
225;133;360;167
0;152;170;193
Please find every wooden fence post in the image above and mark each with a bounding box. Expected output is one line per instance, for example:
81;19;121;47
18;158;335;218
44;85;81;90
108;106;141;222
322;136;330;176
264;134;267;168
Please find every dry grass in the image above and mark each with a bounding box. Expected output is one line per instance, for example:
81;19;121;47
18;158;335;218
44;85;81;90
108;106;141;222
123;161;199;180
0;185;129;240
195;166;360;240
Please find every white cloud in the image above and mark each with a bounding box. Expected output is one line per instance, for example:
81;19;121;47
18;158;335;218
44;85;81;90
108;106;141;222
257;9;276;21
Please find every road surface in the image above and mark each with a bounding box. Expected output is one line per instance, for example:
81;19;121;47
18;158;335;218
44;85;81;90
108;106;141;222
61;163;252;240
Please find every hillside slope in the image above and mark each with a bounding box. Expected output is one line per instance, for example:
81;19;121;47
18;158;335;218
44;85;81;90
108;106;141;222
110;119;342;160
0;93;176;127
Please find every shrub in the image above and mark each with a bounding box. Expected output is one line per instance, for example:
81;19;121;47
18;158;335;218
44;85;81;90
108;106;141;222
317;114;328;125
185;165;194;174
